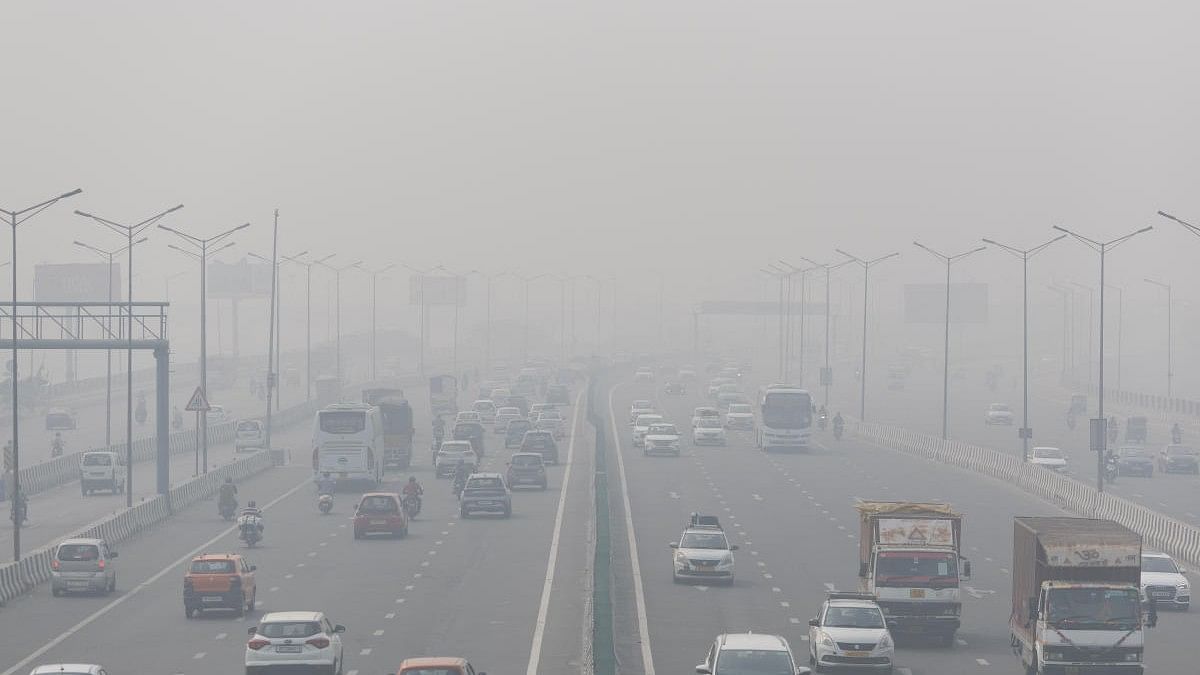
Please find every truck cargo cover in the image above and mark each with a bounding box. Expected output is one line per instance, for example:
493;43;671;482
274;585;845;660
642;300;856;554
1016;517;1140;568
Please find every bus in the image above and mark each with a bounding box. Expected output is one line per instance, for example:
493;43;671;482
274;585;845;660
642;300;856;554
312;403;384;486
756;384;813;451
363;388;414;470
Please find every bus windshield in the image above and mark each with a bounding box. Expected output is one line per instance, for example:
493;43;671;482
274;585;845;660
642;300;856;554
761;392;811;429
320;411;367;434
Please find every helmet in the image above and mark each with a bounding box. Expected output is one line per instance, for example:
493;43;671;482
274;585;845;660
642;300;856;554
408;476;417;483
55;432;62;437
225;477;233;484
248;500;257;508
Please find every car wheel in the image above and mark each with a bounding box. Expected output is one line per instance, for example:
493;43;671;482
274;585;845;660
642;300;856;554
460;507;469;518
235;595;245;617
52;586;62;597
247;589;257;612
185;605;195;618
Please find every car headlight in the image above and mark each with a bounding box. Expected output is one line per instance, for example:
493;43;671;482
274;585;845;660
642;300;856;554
1124;650;1142;662
716;555;734;569
820;632;835;648
1043;650;1065;662
877;634;893;650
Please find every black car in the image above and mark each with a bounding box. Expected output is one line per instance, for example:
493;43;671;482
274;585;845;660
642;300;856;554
1158;445;1200;475
520;430;559;464
506;452;548;490
1116;447;1155;477
505;419;533;448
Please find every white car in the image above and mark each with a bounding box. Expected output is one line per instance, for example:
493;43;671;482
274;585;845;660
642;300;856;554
206;404;232;425
692;418;727;446
1142;551;1190;610
235;419;266;451
671;520;737;583
455;410;482;424
246;611;346;675
634;367;655;382
691;406;720;428
724;403;755;430
985;403;1014;425
707;377;734;398
1028;446;1068;472
643;423;681;456
696;633;807;675
678;367;697;381
630;400;655;424
808;593;895;673
535;413;566;440
435;441;477;478
494;407;522;433
471;399;497;424
632;414;664;448
30;667;108;675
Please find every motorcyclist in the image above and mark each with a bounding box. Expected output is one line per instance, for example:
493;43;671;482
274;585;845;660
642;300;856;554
316;472;336;495
832;412;845;436
402;476;424;498
239;500;264;532
51;432;65;457
219;477;238;512
452;461;471;493
1172;422;1183;445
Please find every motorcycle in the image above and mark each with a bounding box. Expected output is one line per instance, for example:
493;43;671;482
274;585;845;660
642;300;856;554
219;496;238;521
402;494;421;519
238;515;263;547
1104;456;1119;483
51;439;65;458
317;493;334;515
833;421;844;441
817;412;828;431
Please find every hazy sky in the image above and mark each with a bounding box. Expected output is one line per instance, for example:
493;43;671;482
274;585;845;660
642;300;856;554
3;2;1200;389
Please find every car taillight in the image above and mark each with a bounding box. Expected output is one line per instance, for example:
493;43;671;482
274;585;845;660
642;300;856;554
51;559;60;570
97;559;105;570
247;638;271;650
306;637;330;649
230;576;242;588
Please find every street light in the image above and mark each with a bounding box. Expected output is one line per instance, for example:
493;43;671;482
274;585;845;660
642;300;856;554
352;262;395;381
835;249;898;422
1103;283;1123;394
2;188;82;561
981;235;1065;461
798;256;857;408
1144;278;1173;399
281;253;334;401
317;258;362;384
1067;282;1095;391
158;220;248;473
508;272;549;365
74;236;148;449
250;249;307;407
1053;223;1153;492
912;242;987;440
1157;210;1200;237
400;262;440;377
760;265;799;382
76;203;183;508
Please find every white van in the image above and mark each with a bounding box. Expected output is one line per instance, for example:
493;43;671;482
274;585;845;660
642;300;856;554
312;404;383;485
79;451;126;496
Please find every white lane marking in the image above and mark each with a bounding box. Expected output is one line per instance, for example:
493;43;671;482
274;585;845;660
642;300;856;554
215;633;227;640
405;585;415;591
284;573;294;579
752;494;763;501
396;598;406;604
669;491;680;499
361;648;372;655
0;475;312;675
956;638;968;646
347;670;358;675
897;668;913;675
269;586;279;592
385;612;395;619
789;617;800;624
525;389;586;675
772;587;782;593
976;658;990;665
693;585;709;592
780;601;790;607
373;629;385;636
194;652;206;659
605;384;657;675
763;573;773;579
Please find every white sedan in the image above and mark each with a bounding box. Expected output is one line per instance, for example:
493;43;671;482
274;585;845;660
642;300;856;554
985;403;1014;425
245;611;346;675
1027;446;1068;472
692;418;727;446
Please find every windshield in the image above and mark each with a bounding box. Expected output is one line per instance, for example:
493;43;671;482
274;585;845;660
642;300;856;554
679;532;729;549
358;495;399;513
82;454;113;466
635;416;663;427
319;411;366;434
824;606;886;629
511;455;542;467
698;419;723;429
990;404;1010;412
728;404;752;415
1034;448;1064;459
1120;448;1153;459
1047;588;1141;629
633;400;652;409
237;421;260;433
1143;556;1180;574
466;477;503;489
190;559;236;573
648;425;677;435
57;544;100;561
761;392;811;429
401;670;460;675
875;551;958;586
714;649;793;675
260;621;321;638
694;408;718;417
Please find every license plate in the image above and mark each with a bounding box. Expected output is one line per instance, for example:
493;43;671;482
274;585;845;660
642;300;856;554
202;595;222;602
68;580;88;587
370;520;386;525
477;501;495;506
846;651;869;658
910;589;926;598
1152;591;1171;598
276;645;302;653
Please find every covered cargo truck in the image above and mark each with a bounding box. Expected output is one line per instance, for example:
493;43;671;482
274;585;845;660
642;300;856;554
856;500;970;645
1010;516;1152;675
363;388;414;470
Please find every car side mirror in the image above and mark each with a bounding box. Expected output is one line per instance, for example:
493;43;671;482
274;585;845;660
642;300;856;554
669;542;679;549
249;565;257;571
808;618;820;627
247;626;258;636
108;551;118;559
334;624;346;633
729;545;739;551
695;666;712;674
962;560;972;579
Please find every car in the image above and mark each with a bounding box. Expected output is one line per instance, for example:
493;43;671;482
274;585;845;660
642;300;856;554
696;633;808;675
691;407;721;428
632;414;664;448
30;666;108;675
692;417;727;446
504;394;530;417
629;399;655;424
716;382;741;397
707;377;734;397
529;403;558;420
452;421;486;457
505;419;533;448
245;611;346;675
506;452;548;490
494;407;523;434
1125;415;1149;443
546;384;571;406
1158;444;1200;474
724;403;755;430
719;366;741;380
1141;551;1190;610
235;419;266;452
678;366;698;381
51;538;118;596
78;451;126;496
206;404;232;425
716;391;748;411
44;407;78;431
534;414;565;440
1116;446;1155;478
353;492;409;538
459;472;512;518
520;430;560;464
634;367;655;382
435;442;477;478
455;410;482;424
471;399;497;424
1027;446;1067;472
394;657;486;675
184;553;257;618
808;592;895;672
663;381;686;396
670;515;737;584
984;403;1014;425
643;423;681;456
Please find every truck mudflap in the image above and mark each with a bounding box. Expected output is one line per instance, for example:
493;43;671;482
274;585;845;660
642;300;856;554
878;601;960;641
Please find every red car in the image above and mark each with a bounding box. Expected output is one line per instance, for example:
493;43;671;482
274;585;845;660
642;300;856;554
353;493;408;539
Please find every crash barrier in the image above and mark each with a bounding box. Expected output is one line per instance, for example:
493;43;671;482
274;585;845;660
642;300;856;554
851;421;1200;570
0;447;275;606
586;368;614;675
1087;383;1200;421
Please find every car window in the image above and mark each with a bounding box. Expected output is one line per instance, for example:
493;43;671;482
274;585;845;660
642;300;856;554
402;669;461;675
359;495;400;513
511;455;542;467
57;543;100;561
679;532;729;549
467;477;504;489
648;424;677;435
1142;556;1179;574
261;621;322;638
319;411;366;434
190;559;236;573
697;419;723;429
237;421;260;432
1034;448;1063;459
635;416;662;426
714;649;793;674
82;454;112;466
824;606;886;628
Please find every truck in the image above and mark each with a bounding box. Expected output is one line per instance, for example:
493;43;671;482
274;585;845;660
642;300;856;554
856;500;970;645
1010;517;1153;675
363;388;414;470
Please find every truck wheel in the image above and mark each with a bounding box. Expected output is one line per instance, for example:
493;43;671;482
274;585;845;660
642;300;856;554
185;605;194;618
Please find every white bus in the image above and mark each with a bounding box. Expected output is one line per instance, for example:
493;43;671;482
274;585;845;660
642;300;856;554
756;384;813;451
312;403;384;485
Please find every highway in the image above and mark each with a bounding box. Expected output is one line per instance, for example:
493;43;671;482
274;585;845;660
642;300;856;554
0;385;594;675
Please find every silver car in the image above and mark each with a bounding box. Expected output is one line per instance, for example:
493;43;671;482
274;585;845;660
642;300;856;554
30;666;108;675
51;538;118;596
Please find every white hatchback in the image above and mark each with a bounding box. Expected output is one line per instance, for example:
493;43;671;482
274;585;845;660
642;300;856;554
1028;446;1068;472
245;611;346;675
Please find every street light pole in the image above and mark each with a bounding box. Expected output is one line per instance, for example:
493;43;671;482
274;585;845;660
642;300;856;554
913;242;987;440
76;203;182;507
282;253;334;402
353;263;395;381
2;188;82;561
1053;224;1153;492
981;235;1065;461
250;249;308;407
798;257;856;408
1103;284;1123;394
835;249;898;422
317;259;362;385
1144;278;1173;400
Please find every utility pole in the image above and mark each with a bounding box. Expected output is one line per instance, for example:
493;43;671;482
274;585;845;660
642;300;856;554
317;258;363;385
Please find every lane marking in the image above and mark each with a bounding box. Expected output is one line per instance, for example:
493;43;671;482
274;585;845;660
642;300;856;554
193;652;206;660
215;633;227;640
976;658;990;666
0;474;313;675
604;384;657;675
524;389;585;675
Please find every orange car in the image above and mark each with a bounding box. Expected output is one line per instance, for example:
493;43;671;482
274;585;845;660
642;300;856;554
353;492;409;539
183;553;257;618
395;657;485;675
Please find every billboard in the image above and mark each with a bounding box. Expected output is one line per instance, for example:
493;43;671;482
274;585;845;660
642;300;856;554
904;283;988;324
35;263;121;302
207;258;274;299
409;275;466;306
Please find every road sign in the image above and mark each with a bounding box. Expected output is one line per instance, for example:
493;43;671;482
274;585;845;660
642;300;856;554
185;386;211;412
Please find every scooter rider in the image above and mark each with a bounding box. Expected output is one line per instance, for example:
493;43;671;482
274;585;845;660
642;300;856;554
452;460;471;493
1172;422;1183;445
240;500;264;533
51;432;65;457
832;412;845;436
402;476;424;512
219;477;238;512
316;472;336;494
